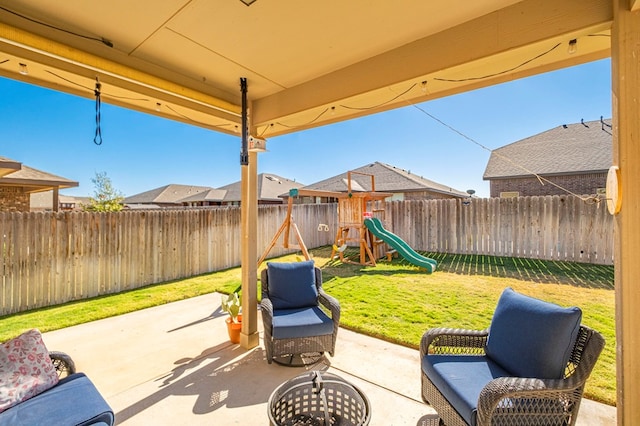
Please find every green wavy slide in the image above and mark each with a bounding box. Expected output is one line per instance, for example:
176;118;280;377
364;217;437;273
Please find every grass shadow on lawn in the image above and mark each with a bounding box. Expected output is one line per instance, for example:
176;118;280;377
314;246;614;290
309;245;615;406
425;252;614;290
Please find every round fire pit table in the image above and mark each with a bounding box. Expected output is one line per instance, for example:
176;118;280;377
268;371;371;426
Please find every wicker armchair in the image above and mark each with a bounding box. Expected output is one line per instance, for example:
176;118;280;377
261;261;340;365
420;288;605;426
49;351;76;378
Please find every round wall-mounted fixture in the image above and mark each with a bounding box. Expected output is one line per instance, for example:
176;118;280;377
606;165;622;215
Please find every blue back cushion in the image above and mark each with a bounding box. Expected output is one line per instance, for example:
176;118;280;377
486;287;582;379
267;261;318;310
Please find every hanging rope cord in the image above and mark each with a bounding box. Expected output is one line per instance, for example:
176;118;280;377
403;99;601;204
94;77;103;145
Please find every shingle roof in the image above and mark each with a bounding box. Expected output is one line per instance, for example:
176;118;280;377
303;162;468;197
483;119;612;180
219;174;304;203
30;192;89;209
180;188;227;203
125;204;161;210
258;174;305;201
0;156;22;178
0;163;78;189
124;184;215;204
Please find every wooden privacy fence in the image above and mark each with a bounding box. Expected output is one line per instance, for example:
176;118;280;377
0;205;337;316
387;195;613;265
0;195;612;315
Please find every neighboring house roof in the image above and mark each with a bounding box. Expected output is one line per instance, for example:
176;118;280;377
0;156;21;178
0;157;78;192
30;192;89;210
219;174;304;203
72;196;92;205
483;119;612;180
303;162;468;198
180;188;227;203
124;175;302;206
124;184;214;204
124;203;162;210
2;165;79;189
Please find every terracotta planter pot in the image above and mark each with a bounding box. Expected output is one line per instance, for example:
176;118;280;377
226;314;242;344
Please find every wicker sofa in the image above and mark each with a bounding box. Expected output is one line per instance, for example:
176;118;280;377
0;372;115;426
0;332;114;426
420;287;605;426
260;261;340;365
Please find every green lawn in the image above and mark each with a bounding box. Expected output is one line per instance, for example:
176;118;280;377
319;247;615;406
0;246;615;405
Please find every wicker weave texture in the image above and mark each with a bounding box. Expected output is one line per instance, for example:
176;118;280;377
272;335;334;357
261;267;340;364
422;373;468;426
49;351;76;378
420;325;604;426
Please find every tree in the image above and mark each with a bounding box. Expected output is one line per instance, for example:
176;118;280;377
83;171;124;212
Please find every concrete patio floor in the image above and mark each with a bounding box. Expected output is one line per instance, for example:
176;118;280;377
41;293;616;425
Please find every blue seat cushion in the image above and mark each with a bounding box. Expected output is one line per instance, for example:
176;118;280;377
423;355;511;426
486;287;582;379
267;261;318;310
0;373;114;426
272;306;334;339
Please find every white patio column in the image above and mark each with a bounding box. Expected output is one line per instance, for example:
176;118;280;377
612;1;640;424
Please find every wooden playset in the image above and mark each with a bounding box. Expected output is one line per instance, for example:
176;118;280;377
258;171;393;267
330;171;392;265
257;187;342;266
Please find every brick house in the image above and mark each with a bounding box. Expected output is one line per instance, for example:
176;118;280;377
0;156;79;212
483;118;612;198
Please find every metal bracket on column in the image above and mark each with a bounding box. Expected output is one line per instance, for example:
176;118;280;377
240;77;249;166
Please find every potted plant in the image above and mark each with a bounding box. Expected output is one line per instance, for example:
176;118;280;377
221;292;242;343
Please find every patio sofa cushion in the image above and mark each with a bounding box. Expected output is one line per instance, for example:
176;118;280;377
422;355;511;425
486;287;582;379
272;306;334;339
0;372;114;426
266;260;318;310
0;329;59;413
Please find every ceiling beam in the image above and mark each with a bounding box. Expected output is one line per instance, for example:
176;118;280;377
0;21;242;120
252;0;613;126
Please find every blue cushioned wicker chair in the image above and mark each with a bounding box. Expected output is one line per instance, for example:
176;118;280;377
260;261;340;365
420;287;604;426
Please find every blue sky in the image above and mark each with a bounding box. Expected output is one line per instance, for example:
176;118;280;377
1;59;611;198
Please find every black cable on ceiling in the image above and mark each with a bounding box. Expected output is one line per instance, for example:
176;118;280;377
434;43;561;83
0;6;113;48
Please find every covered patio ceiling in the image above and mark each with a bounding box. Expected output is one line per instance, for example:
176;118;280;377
2;1;640;425
0;0;612;138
